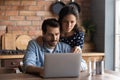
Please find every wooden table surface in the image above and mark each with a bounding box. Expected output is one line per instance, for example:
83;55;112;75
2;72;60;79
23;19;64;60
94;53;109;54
0;70;120;80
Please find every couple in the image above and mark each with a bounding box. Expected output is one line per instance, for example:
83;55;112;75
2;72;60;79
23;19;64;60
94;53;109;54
23;6;87;76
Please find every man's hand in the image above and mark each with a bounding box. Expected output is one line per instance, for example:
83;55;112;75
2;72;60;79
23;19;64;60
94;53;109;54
39;67;44;77
25;66;44;76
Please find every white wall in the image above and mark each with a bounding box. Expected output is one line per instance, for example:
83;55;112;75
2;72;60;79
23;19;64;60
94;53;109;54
115;0;120;71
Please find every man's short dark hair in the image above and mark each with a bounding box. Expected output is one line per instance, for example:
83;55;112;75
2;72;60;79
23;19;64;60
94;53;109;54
42;18;60;33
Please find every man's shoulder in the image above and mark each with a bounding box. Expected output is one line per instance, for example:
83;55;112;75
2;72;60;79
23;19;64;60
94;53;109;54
28;39;38;46
29;39;35;43
56;42;72;52
58;42;71;47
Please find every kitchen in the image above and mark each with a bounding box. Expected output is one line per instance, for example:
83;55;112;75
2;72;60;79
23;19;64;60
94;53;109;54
0;0;118;80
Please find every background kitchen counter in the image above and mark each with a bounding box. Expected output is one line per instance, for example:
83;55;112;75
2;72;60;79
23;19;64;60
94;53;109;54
0;52;104;68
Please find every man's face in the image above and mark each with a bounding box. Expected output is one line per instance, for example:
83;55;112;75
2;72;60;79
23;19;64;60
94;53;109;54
43;26;60;49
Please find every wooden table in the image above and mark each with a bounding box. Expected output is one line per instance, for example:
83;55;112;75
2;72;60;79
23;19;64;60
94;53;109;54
0;70;120;80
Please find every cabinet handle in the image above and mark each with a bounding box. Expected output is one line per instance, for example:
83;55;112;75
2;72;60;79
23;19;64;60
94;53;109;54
11;62;16;65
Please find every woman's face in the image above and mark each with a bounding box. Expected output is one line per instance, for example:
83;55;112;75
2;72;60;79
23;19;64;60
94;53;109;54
61;14;77;33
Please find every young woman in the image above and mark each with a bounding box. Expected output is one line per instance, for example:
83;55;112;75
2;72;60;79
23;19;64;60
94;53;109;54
58;5;85;53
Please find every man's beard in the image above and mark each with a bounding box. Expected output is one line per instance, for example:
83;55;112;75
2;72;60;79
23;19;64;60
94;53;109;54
48;40;58;47
44;40;58;48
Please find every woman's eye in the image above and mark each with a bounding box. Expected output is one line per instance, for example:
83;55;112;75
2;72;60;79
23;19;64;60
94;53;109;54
71;21;74;23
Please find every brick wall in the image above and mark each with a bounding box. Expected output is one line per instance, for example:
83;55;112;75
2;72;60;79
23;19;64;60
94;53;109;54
0;0;91;49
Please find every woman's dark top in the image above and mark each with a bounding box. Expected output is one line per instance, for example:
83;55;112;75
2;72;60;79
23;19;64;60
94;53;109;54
60;30;84;49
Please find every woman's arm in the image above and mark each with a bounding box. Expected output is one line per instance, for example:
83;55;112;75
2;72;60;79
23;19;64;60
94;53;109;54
72;46;82;53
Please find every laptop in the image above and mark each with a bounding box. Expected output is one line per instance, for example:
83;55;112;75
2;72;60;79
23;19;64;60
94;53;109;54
42;53;81;78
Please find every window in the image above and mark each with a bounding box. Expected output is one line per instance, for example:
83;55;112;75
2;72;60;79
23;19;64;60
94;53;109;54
115;0;120;71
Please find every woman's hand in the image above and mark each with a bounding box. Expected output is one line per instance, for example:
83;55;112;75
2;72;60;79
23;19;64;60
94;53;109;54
72;46;82;54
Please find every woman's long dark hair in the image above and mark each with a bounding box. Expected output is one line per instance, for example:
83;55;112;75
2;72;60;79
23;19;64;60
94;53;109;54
58;5;85;32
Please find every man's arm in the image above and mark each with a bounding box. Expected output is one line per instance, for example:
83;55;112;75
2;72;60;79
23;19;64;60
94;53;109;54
23;40;44;76
80;59;87;71
25;65;44;76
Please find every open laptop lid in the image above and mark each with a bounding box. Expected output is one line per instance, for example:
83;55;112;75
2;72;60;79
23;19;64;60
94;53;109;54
43;53;81;78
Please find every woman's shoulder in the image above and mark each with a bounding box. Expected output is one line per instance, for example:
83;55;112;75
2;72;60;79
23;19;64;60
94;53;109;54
74;29;84;33
74;30;84;36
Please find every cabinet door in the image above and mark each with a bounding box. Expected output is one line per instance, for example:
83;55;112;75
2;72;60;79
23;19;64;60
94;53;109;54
1;59;22;68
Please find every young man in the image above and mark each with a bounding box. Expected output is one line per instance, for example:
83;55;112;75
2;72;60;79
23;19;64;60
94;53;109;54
23;18;87;76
